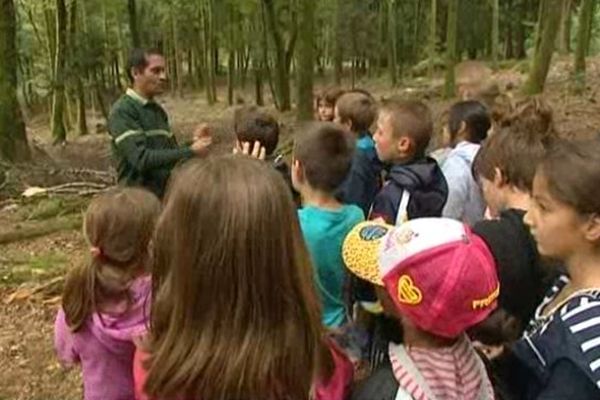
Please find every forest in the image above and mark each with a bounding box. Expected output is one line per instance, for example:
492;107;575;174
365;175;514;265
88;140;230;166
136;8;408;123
1;1;600;397
0;0;598;161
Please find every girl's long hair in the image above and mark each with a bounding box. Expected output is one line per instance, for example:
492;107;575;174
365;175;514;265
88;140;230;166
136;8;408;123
145;156;332;400
62;187;160;331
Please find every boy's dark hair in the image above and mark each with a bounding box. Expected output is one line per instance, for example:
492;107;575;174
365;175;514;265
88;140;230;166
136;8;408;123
448;100;491;145
233;106;280;156
472;128;554;192
126;48;163;83
380;99;433;158
335;92;377;133
540;139;600;216
317;87;345;107
294;122;355;193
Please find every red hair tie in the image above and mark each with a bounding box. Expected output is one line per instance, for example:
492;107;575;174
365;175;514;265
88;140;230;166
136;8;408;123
90;246;102;259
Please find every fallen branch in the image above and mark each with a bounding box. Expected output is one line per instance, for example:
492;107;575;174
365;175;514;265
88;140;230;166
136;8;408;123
0;215;82;245
4;276;65;304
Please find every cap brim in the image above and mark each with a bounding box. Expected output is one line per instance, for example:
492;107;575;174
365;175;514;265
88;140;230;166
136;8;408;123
342;221;393;286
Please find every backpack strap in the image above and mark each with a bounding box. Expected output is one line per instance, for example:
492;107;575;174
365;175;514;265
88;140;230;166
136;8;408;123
395;191;411;226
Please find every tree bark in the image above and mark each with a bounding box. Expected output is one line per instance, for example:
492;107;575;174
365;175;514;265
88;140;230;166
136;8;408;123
429;0;437;78
227;5;235;106
444;0;458;98
523;0;563;95
263;0;291;111
0;0;29;161
492;0;499;69
333;0;344;84
388;0;398;86
574;0;596;90
127;0;141;48
515;0;527;59
296;0;315;120
558;0;573;54
51;0;68;144
203;0;217;104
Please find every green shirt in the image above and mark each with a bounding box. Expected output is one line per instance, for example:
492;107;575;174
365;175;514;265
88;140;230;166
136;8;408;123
107;88;193;197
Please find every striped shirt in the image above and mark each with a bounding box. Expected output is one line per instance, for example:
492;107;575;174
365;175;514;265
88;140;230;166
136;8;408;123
522;274;600;390
389;336;494;400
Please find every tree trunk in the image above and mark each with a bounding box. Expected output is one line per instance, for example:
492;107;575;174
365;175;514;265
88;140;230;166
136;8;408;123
574;0;596;91
515;0;527;59
429;0;437;78
333;0;343;84
127;0;141;48
44;5;57;78
388;0;398;86
558;0;573;54
263;0;291;111
523;0;563;95
492;0;499;69
227;5;235;106
203;0;216;104
0;0;29;161
296;0;315;120
51;0;68;144
444;0;458;98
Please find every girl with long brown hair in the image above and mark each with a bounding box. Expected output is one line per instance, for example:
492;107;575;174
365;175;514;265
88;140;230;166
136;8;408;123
54;187;161;400
134;155;353;400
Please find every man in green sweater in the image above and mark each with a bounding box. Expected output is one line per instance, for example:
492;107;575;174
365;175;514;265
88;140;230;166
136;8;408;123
108;48;211;198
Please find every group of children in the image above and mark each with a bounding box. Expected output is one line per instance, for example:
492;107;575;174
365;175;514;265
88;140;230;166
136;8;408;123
54;84;600;400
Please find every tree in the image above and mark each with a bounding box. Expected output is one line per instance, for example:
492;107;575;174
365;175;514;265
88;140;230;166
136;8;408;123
444;0;458;98
127;0;140;48
296;0;315;120
69;0;88;136
51;0;68;144
262;0;295;111
428;0;436;78
574;0;596;91
523;0;563;95
491;0;499;69
0;0;29;161
387;0;398;86
558;0;573;54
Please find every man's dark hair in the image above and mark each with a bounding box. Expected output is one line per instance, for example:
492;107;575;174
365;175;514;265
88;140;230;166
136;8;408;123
294;122;354;193
126;48;163;83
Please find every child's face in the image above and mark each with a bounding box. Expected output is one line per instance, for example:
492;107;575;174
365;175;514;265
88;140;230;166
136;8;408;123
525;172;588;260
374;111;405;162
318;101;335;122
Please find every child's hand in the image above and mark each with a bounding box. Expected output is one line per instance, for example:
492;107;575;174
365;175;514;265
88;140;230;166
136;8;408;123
233;140;266;160
193;123;211;142
191;135;212;155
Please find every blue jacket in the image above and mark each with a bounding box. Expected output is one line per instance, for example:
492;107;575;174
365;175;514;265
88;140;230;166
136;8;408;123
336;135;383;217
370;157;448;224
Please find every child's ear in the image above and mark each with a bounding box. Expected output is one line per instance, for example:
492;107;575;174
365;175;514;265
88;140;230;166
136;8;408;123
584;214;600;242
493;167;504;188
396;136;412;155
458;121;468;137
292;159;303;181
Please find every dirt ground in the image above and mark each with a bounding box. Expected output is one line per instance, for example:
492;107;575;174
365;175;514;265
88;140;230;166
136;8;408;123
1;58;600;399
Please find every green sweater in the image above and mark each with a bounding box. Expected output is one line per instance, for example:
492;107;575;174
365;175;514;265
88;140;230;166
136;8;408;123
107;89;193;197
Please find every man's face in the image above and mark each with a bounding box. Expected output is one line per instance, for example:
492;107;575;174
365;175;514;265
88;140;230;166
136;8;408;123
133;54;167;97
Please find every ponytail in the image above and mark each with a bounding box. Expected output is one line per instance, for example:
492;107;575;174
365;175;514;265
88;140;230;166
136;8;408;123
62;258;99;332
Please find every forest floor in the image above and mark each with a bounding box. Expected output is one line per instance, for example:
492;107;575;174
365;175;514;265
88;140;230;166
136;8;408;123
1;56;600;399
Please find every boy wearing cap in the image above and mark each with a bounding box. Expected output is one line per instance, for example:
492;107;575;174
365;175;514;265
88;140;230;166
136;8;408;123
343;218;497;400
292;122;364;328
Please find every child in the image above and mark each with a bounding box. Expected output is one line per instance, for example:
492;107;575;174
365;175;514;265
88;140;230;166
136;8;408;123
54;188;160;400
316;87;345;122
507;139;600;398
343;218;498;400
495;95;554;137
455;60;500;108
334;91;383;217
134;156;353;400
233;105;299;205
371;99;448;224
292;122;364;328
470;128;557;333
441;100;490;225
